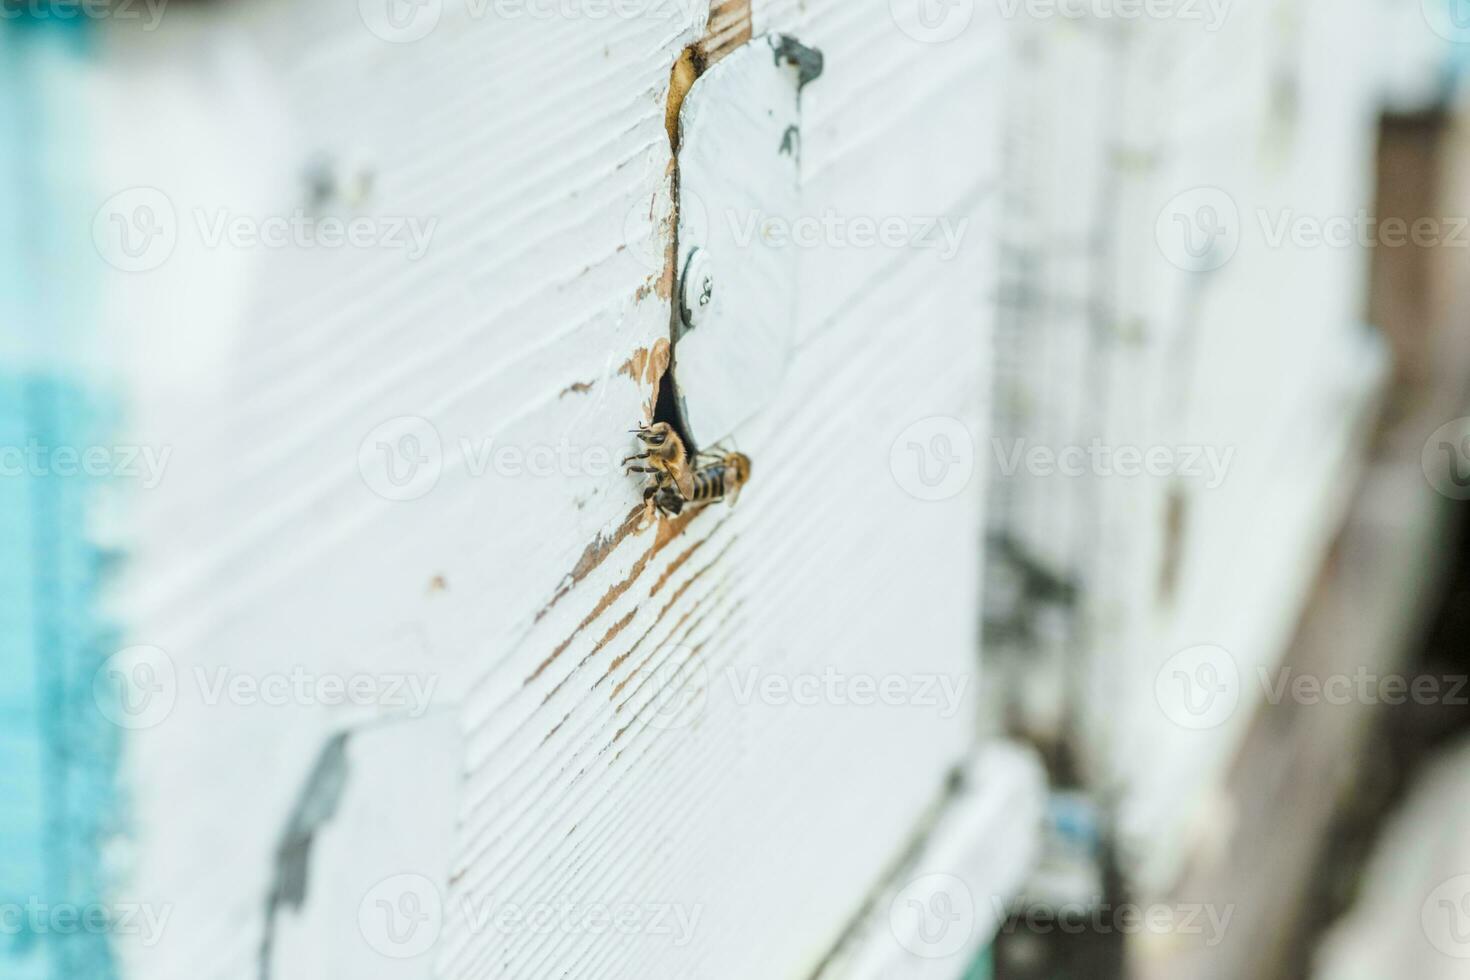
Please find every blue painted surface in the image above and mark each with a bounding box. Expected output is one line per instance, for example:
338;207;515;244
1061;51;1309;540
0;380;122;980
1427;0;1470;86
0;17;122;980
963;944;994;980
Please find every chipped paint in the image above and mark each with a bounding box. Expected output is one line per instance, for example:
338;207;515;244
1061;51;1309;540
558;379;595;398
665;47;701;152
618;337;673;420
620;348;650;383
619;338;672;388
645;337;672;417
258;733;349;980
698;0;753;66
536;507;644;623
609;536;736;704
527;499;709;685
650;532;711;596
772;35;825;91
780;124;800;158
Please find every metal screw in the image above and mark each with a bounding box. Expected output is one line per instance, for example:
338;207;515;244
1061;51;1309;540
680;248;715;331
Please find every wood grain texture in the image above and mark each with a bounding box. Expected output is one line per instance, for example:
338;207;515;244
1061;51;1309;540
699;0;753;65
80;1;1022;978
812;745;1046;979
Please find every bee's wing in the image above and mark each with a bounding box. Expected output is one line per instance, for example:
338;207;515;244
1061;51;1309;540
695;434;739;460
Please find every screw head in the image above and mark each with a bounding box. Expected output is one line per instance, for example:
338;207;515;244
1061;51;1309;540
680;248;715;331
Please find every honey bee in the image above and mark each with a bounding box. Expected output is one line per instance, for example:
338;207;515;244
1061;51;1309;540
623;421;694;500
652;450;752;517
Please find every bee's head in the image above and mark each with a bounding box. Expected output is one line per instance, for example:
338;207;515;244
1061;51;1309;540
635;422;674;447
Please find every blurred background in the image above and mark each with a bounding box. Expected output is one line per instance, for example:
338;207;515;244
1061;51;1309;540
6;1;1470;979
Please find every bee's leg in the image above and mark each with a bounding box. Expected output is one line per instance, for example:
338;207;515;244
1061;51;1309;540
621;450;651;465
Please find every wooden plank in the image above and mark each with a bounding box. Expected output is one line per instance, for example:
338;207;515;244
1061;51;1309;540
983;0;1394;894
813;745;1046;980
76;1;1015;977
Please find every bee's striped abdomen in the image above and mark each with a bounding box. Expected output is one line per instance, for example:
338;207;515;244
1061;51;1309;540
690;464;728;503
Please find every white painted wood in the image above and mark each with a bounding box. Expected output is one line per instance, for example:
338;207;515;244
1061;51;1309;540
1099;0;1392;893
48;0;1430;968
813;744;1047;980
69;0;1429;970
983;15;1122;743
84;2;1019;978
984;0;1396;896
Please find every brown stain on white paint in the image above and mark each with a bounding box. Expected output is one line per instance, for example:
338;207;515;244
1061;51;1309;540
619;348;649;382
619;338;671;388
525;498;709;686
665;47;701;152
536;18;747;689
535;507;645;625
650;533;710;597
609;536;735;703
699;0;753;65
665;3;751;151
618;337;672;420
608;595;742;760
